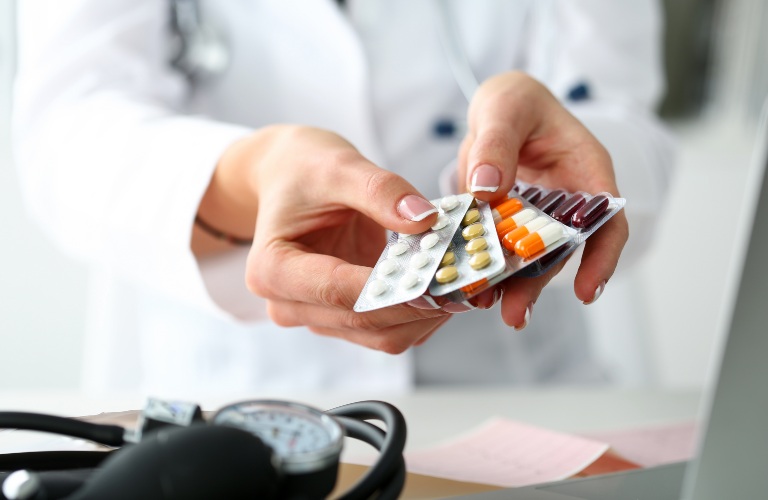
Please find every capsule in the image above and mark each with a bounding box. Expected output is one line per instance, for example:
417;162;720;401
535;189;568;215
501;216;550;252
572;193;612;229
512;183;521;192
469;251;492;270
436;266;459;283
465;237;488;255
462;208;481;226
514;223;565;258
462;222;485;241
551;192;588;225
521;186;543;205
495;208;537;237
491;198;524;223
460;278;488;294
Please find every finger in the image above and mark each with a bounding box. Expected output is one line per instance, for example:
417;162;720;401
456;132;475;193
247;245;368;307
498;257;569;330
574;211;629;304
465;75;541;200
310;154;439;234
266;298;447;330
414;316;452;346
309;316;451;355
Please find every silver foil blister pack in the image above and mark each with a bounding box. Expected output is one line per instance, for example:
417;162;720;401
353;193;474;313
427;200;506;297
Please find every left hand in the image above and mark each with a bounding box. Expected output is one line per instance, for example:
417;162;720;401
456;71;629;328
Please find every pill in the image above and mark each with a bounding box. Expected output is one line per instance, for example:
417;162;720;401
521;186;543;205
440;195;460;211
469;251;492;270
501;216;551;251
491;198;524;223
462;208;481;226
551;192;587;225
377;258;399;277
388;242;409;257
469;198;478;209
441;251;456;267
397;232;415;241
400;273;420;289
514;223;565;258
431;214;449;231
465;237;488;255
495;208;537;237
367;279;388;298
435;266;459;283
462;222;485;241
489;195;510;209
536;189;568;214
572;193;611;228
420;232;440;250
410;252;431;269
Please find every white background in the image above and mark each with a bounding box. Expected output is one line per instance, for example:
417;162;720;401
0;1;765;392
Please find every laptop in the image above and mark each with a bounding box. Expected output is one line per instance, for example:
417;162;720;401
457;105;768;500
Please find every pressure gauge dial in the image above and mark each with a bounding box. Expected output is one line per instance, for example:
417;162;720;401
211;400;344;475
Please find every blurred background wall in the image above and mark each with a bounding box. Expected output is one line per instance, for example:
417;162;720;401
0;0;766;391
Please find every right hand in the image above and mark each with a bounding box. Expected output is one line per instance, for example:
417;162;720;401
196;125;456;354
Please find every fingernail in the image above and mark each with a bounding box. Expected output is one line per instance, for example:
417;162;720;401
398;195;438;221
514;301;534;331
470;164;501;193
584;280;607;305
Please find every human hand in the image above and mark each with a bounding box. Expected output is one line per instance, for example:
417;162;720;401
457;71;629;328
202;125;458;353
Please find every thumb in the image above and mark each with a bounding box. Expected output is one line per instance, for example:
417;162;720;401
329;160;439;234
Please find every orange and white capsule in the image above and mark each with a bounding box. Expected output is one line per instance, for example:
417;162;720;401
501;216;550;252
514;223;565;258
495;208;537;237
491;198;524;223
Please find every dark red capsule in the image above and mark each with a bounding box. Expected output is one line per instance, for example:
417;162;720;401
551;192;587;225
535;189;568;215
512;183;521;192
521;186;543;205
572;193;612;229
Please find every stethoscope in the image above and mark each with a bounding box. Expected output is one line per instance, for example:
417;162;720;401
0;398;406;499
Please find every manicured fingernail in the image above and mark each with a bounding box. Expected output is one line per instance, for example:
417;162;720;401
514;301;534;331
398;195;438;221
584;280;607;305
470;164;501;193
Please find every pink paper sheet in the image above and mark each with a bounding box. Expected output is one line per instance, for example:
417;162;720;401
403;418;609;488
582;420;698;468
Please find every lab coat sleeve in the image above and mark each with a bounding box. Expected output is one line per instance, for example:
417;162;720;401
13;0;253;318
523;0;676;270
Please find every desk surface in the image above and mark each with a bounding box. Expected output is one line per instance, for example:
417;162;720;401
1;387;702;452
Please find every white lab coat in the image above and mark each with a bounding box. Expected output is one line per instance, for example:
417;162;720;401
14;0;673;398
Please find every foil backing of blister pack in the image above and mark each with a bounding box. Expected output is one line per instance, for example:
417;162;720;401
353;193;474;312
428;200;506;297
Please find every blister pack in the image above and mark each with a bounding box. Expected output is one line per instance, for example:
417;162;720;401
446;184;626;301
353;193;474;313
427;200;506;297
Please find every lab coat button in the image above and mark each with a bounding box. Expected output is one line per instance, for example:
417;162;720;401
567;82;591;102
432;118;457;138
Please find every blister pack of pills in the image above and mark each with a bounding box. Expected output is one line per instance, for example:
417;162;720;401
353;193;474;313
445;184;626;301
427;200;506;297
